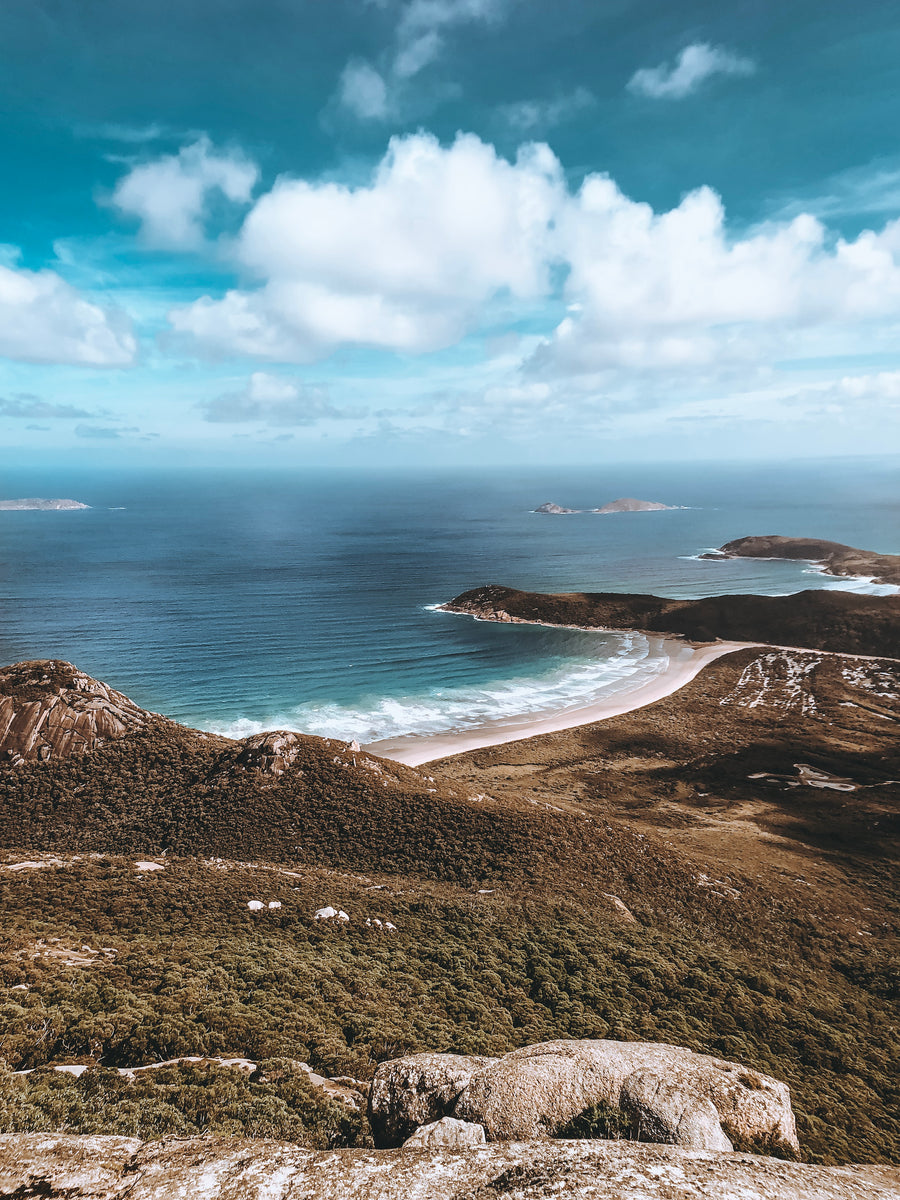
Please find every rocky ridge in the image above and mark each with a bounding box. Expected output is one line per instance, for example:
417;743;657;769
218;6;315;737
2;1134;897;1199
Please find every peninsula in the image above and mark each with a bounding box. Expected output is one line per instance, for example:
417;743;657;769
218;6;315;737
0;498;90;511
439;582;900;657
702;535;900;587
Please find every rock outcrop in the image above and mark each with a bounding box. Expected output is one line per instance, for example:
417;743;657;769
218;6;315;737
0;660;151;764
2;1134;898;1199
533;501;580;513
373;1040;799;1157
402;1116;486;1149
368;1052;498;1147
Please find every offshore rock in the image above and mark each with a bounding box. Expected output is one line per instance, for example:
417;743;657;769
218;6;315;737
0;660;149;764
2;1134;898;1199
368;1052;498;1148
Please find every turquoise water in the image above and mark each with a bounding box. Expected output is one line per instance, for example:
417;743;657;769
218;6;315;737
0;458;897;743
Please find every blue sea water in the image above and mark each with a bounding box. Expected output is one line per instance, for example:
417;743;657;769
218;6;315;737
1;458;898;745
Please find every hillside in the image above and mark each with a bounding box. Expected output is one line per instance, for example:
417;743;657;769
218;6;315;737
709;535;900;587
0;656;898;1164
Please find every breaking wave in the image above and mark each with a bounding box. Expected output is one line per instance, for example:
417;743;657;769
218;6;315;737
206;631;671;744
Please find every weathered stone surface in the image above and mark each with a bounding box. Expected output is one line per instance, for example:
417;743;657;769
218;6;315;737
217;730;308;777
0;660;149;764
368;1052;498;1148
454;1040;799;1155
1;1135;898;1199
402;1117;486;1149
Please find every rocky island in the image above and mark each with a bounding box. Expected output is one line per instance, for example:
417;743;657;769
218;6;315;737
592;497;677;513
702;535;900;587
0;498;90;510
532;501;580;513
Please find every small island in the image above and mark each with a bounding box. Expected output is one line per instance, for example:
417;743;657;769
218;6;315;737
532;497;678;515
532;501;580;514
701;535;900;587
0;498;90;511
592;497;677;514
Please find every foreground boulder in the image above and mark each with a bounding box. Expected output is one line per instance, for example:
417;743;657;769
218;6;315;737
2;1134;897;1199
402;1117;486;1149
374;1039;799;1156
368;1052;497;1147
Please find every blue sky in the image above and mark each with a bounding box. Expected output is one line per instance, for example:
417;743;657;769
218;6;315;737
2;0;900;467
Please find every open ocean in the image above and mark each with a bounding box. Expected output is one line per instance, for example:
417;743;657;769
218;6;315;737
1;458;898;746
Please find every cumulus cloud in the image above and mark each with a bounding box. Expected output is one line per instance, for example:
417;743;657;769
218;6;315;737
112;137;258;248
201;372;343;426
170;133;563;360
335;0;509;120
153;129;900;405
0;395;97;419
628;43;755;100
538;178;900;374
0;261;136;367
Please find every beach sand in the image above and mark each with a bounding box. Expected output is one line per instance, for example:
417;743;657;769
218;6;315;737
367;638;751;767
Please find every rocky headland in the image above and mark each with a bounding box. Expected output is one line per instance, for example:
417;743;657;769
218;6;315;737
440;582;900;657
702;535;900;587
0;498;90;510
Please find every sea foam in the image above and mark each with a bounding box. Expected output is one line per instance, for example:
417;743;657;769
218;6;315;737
206;632;670;744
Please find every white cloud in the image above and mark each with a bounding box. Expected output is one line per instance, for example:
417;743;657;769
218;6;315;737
112;137;258;248
338;60;390;120
0;261;136;367
201;372;342;425
540;177;900;373
152;129;900;416
335;0;509;120
498;88;594;133
628;42;755;100
170;133;563;360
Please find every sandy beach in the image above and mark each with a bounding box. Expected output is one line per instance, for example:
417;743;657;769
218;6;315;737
367;638;750;766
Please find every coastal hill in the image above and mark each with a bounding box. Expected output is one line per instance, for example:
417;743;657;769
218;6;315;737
0;498;90;511
440;583;900;657
0;655;898;1165
704;535;900;587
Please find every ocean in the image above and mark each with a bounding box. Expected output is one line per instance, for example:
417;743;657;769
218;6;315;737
1;457;898;746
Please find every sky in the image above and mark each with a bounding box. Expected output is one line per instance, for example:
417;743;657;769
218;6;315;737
2;0;900;468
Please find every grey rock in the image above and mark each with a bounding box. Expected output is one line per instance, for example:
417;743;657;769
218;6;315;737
2;1134;898;1199
402;1117;487;1149
454;1039;799;1155
368;1052;498;1148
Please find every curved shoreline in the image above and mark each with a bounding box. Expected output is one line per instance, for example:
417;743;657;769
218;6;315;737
366;635;751;766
